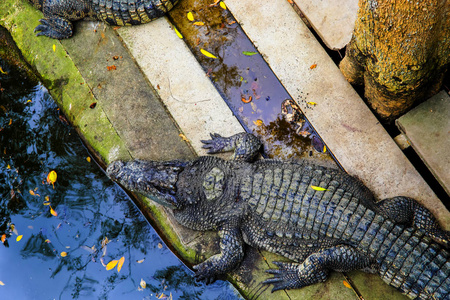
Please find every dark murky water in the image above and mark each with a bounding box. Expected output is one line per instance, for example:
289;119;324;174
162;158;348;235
0;61;241;299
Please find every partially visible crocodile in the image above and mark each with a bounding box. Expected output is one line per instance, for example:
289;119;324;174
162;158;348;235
107;132;450;299
28;0;179;39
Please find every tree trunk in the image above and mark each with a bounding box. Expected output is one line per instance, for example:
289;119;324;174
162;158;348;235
340;0;450;122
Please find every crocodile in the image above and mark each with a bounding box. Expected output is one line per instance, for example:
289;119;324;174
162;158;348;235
28;0;179;39
106;132;450;299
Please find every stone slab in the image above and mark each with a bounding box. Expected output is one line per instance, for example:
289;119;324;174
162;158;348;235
117;19;245;155
397;90;450;195
292;0;359;49
224;0;450;230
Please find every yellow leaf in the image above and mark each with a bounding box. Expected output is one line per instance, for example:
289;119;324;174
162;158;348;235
307;101;317;106
44;239;51;243
106;260;118;271
117;256;125;272
343;280;352;289
0;280;4;286
193;21;204;26
323;145;327;153
187;11;194;21
8;119;12;126
26;99;32;103
253;119;264;126
29;190;37;196
311;185;327;191
200;48;217;59
6;164;10;169
16;235;23;242
50;206;58;217
310;63;317;69
47;170;57;187
140;278;147;289
220;1;227;9
174;27;183;39
86;157;91;162
179;133;189;142
60;251;67;257
0;66;7;74
53;44;56;52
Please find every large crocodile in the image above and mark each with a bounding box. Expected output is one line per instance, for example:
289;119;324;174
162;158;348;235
29;0;179;39
106;132;450;299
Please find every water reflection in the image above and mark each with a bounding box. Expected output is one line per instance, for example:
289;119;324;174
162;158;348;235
0;60;241;299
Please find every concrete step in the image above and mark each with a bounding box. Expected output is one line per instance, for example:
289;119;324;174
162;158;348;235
292;0;358;50
396;90;450;196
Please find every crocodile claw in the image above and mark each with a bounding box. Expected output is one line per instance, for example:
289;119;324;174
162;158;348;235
34;17;73;39
201;133;226;154
262;261;302;292
193;261;219;285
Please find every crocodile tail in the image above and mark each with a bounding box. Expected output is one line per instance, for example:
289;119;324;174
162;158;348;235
92;0;179;26
378;227;450;299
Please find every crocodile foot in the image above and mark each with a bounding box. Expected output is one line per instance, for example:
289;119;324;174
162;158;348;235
34;17;73;39
201;132;262;162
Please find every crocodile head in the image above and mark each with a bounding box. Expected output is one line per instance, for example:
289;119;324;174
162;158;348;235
107;160;187;209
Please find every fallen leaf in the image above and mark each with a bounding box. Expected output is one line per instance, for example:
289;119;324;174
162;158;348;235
323;145;327;153
50;206;58;217
193;21;204;26
80;245;96;254
53;44;56;52
200;48;217;59
8;119;12;126
179;133;189;142
220;1;227;9
1;234;6;243
174;27;183;39
106;260;118;271
187;11;194;21
158;243;163;249
86;157;91;162
140;278;147;289
60;251;67;257
6;164;10;169
311;185;327;191
253;119;264;126
106;65;116;71
287;0;293;3
117;256;125;272
0;66;7;74
242;51;257;56
241;96;252;103
29;190;40;197
0;280;4;286
16;235;23;242
343;280;352;289
89;102;97;109
307;101;317;106
45;239;51;243
47;170;57;188
136;258;145;263
310;63;317;69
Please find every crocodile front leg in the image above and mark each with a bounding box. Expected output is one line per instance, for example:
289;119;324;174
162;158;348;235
193;224;244;284
34;16;73;39
201;132;262;162
264;245;375;292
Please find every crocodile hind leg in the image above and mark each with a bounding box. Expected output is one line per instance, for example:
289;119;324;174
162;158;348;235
263;245;375;292
377;196;450;248
201;133;262;162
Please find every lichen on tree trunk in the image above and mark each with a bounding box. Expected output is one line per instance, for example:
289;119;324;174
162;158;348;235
340;0;450;122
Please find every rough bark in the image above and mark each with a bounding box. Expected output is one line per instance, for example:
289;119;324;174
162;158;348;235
340;0;450;122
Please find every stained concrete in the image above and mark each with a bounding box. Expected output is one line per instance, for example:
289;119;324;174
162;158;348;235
293;0;359;49
397;90;450;195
